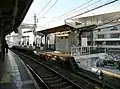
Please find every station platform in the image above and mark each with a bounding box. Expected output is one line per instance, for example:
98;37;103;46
0;50;39;89
78;64;120;78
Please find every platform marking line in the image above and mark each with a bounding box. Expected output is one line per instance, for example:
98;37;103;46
8;52;23;89
22;80;34;85
0;73;11;84
10;50;41;89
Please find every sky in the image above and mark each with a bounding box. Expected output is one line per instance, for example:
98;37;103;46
22;0;120;30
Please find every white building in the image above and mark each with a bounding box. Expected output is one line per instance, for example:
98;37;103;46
66;11;120;46
21;29;34;46
93;24;120;46
6;33;21;48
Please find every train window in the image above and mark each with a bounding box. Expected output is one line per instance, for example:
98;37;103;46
61;37;63;39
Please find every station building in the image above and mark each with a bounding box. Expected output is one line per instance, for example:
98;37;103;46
7;11;120;53
65;11;120;47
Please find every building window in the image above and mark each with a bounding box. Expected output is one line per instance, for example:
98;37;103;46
110;26;118;30
110;33;120;38
91;19;92;22
96;20;98;23
65;36;68;39
23;30;32;33
98;34;104;38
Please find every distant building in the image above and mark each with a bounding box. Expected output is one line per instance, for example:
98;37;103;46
21;29;34;46
6;23;35;47
66;11;120;46
93;24;120;46
6;32;21;48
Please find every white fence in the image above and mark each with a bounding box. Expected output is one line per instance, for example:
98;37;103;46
71;45;120;56
71;46;97;56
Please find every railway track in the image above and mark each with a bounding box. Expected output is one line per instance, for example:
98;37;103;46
13;50;82;89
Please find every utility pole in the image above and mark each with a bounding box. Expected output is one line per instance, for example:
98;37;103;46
33;14;38;48
34;14;37;29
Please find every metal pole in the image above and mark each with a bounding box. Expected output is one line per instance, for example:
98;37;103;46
79;31;82;46
33;14;37;48
91;31;93;46
54;34;56;50
44;34;47;50
1;29;5;61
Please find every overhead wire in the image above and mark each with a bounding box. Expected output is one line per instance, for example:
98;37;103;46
38;0;59;20
98;14;120;27
53;0;94;20
38;0;119;29
87;13;120;31
77;14;120;33
40;0;103;26
43;0;49;4
43;0;119;26
67;0;119;19
36;0;52;17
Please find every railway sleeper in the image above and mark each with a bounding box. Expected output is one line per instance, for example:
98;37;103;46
49;82;69;89
37;70;53;74
46;78;63;83
33;67;53;74
36;68;53;73
41;74;56;78
61;85;73;89
38;86;44;89
13;50;82;89
31;64;41;68
32;68;48;73
43;76;59;80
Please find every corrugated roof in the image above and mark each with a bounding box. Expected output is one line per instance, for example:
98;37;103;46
37;24;74;35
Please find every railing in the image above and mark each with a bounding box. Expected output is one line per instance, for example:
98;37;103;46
71;46;98;56
71;45;120;56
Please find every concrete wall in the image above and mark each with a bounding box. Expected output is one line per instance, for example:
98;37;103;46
73;53;104;67
56;36;69;52
55;32;78;52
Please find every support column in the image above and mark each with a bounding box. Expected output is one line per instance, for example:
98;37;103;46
1;30;5;61
40;36;44;50
54;34;56;50
40;36;42;46
79;31;82;46
35;36;37;47
44;34;48;50
90;31;93;46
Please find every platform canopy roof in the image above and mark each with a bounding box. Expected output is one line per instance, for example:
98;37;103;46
0;0;33;35
65;11;120;30
76;11;120;21
37;24;74;35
